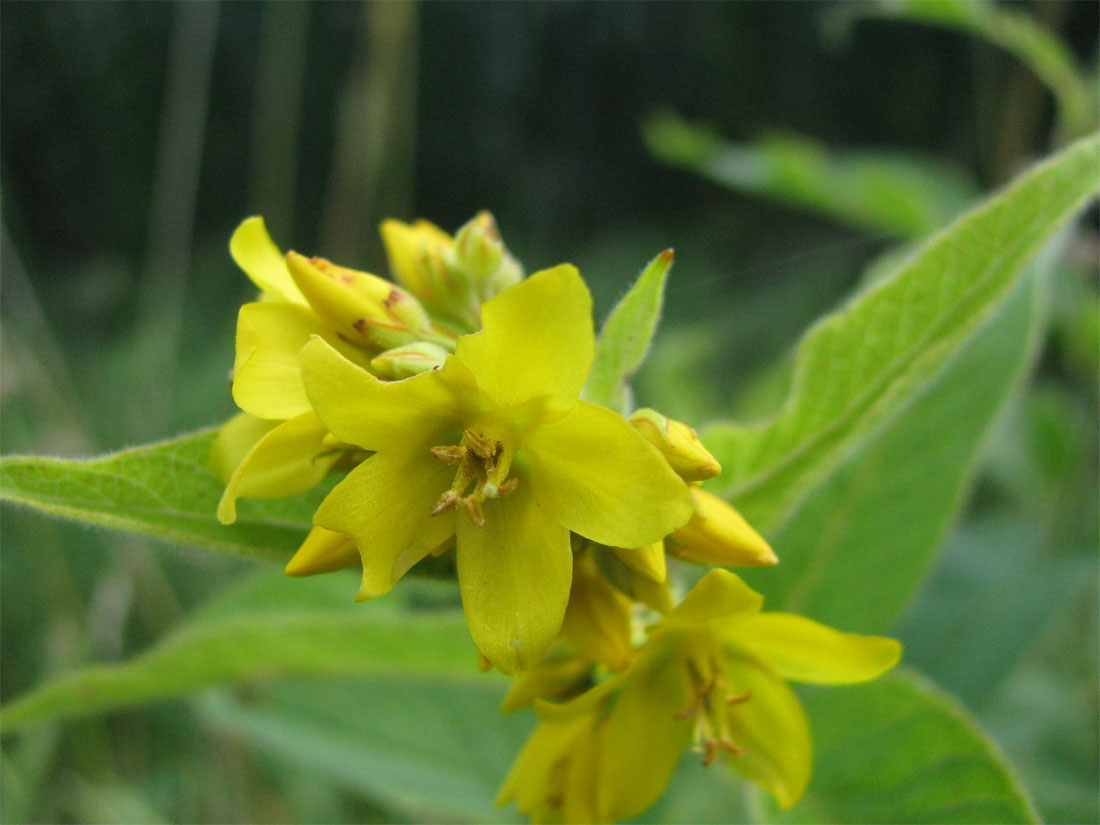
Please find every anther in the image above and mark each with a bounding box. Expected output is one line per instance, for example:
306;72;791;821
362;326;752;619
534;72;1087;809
726;690;752;705
430;445;466;465
431;490;461;516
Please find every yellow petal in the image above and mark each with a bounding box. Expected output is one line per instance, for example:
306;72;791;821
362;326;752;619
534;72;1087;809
722;652;812;810
210;412;279;484
560;551;634;671
561;718;603;825
610;540;666;584
216;411;336;525
667;487;778;567
229;216;306;304
285;525;360;577
524;400;693;548
725;614;902;685
299;335;479;452
595;648;694;822
455;264;594;407
313;444;456;600
455;481;572;675
232;301;367;420
663;569;764;624
496;711;589;813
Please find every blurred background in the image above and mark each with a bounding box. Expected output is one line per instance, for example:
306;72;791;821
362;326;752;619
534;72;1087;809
2;2;1097;823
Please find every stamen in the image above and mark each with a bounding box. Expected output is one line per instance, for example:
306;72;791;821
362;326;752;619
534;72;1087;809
429;429;518;526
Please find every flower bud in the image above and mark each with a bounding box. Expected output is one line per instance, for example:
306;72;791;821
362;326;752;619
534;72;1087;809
370;342;449;379
285;525;359;577
454;211;504;280
666;488;777;567
379;218;454;308
286;251;435;351
630;409;721;482
561;551;634;671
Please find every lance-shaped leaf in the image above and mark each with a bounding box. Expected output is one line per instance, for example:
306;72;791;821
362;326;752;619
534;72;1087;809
756;670;1040;825
0;573;481;735
740;267;1044;633
644;113;978;238
0;429;323;563
584;249;674;413
703;133;1099;535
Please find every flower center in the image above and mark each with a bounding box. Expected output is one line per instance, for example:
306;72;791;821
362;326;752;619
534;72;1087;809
429;428;518;527
676;654;750;766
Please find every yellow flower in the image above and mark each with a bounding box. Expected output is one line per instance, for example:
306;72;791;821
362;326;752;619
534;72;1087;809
293;264;694;674
214;217;444;524
497;569;901;822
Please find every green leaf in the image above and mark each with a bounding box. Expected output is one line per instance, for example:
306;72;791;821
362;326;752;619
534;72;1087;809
704;133;1100;536
739;268;1042;633
0;572;482;734
0;429;320;564
824;0;1097;139
644;113;978;238
759;670;1040;825
584;249;674;413
198;677;531;823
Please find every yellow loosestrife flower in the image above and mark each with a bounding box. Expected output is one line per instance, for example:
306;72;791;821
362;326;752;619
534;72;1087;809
214;217;446;524
295;264;694;674
498;569;901;822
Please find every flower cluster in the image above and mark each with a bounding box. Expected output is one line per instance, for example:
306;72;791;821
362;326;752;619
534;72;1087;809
213;212;900;822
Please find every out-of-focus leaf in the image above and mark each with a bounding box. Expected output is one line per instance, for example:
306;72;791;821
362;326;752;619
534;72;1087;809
825;0;1097;139
703;133;1099;536
0;573;482;734
0;429;321;564
198;677;532;824
584;249;674;413
894;514;1091;712
644;113;978;237
740;270;1040;633
760;670;1040;825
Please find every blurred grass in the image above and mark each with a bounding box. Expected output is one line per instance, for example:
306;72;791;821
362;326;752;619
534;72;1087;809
1;2;1097;823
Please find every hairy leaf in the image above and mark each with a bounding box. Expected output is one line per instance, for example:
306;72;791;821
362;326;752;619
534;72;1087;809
704;134;1099;535
584;249;674;413
740;270;1042;633
0;429;320;563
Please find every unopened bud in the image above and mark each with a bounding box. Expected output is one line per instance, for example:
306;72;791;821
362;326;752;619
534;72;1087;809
561;551;634;671
454;211;505;280
285;251;387;339
630;408;721;482
285;525;360;577
370;342;449;379
286;251;436;351
666;488;777;568
379;218;454;307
